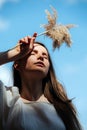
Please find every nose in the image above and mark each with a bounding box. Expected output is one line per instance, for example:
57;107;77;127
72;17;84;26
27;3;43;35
37;54;44;61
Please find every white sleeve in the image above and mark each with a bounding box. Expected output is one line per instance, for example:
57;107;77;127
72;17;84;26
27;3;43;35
0;80;20;129
0;80;7;129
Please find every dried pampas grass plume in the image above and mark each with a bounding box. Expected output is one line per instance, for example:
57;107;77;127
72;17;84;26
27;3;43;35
39;6;75;49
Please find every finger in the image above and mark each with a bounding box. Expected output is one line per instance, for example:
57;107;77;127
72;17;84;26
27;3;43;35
33;32;37;37
19;38;25;43
27;36;31;44
19;36;31;44
24;37;29;44
29;33;37;49
29;37;35;50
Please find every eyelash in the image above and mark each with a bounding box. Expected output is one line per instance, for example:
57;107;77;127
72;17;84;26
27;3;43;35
31;52;48;59
43;55;48;59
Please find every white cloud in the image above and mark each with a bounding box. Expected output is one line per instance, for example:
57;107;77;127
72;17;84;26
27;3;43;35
0;18;10;31
0;0;20;8
0;0;5;8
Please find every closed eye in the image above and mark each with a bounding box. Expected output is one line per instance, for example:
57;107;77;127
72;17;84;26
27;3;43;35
42;53;48;59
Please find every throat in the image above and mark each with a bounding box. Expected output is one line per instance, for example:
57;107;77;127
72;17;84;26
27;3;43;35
20;83;44;101
20;89;43;101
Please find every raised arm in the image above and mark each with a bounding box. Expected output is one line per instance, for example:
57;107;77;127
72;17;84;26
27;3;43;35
0;33;37;66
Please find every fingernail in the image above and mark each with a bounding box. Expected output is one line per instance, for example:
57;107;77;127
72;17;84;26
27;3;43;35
33;33;37;37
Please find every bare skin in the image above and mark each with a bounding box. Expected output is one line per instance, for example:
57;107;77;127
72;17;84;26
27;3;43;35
0;33;50;102
0;33;37;65
15;43;50;102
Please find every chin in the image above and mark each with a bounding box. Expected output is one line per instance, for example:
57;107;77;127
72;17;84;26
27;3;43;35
32;69;48;79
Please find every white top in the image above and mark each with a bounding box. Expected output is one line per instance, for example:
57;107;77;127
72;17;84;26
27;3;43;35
0;80;66;130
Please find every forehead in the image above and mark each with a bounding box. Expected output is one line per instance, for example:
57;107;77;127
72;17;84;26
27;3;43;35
33;43;48;53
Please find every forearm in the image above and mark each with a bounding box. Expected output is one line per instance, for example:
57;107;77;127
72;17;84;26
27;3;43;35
0;48;19;65
0;34;37;66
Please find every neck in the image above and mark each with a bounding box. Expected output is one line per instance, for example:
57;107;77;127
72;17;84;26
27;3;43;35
20;78;43;101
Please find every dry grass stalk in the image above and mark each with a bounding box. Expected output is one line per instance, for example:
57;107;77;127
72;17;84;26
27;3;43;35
41;6;75;49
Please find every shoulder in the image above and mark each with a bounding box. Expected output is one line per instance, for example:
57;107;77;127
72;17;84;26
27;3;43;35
0;80;20;107
0;80;4;86
0;80;20;97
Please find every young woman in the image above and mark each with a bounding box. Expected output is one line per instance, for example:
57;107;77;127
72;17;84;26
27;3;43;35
0;33;82;130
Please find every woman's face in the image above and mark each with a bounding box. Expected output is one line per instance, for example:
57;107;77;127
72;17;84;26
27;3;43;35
17;43;50;79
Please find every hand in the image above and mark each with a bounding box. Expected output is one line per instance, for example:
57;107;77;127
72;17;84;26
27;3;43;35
13;33;37;60
19;33;37;50
0;33;37;65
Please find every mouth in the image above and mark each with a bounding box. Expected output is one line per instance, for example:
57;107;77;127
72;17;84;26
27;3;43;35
34;62;45;67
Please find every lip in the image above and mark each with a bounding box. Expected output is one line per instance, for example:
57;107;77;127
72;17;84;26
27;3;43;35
34;61;45;67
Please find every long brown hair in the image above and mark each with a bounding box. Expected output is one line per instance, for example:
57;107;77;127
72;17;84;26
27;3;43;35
13;42;82;130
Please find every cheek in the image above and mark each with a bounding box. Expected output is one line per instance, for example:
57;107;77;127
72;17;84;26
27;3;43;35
25;56;36;68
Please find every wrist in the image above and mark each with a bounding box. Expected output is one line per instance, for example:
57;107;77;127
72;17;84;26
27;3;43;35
7;46;20;61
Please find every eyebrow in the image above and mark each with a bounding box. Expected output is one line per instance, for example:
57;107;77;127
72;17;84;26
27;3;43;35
32;48;48;56
42;52;48;56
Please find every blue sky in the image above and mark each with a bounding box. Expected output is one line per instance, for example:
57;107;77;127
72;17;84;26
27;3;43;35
0;0;87;129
